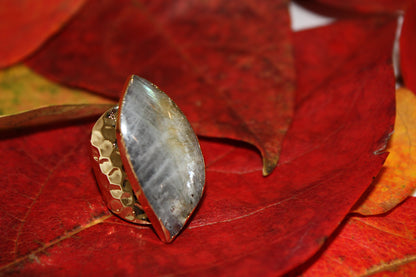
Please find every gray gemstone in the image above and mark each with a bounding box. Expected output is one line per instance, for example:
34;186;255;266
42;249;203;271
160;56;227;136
118;75;205;242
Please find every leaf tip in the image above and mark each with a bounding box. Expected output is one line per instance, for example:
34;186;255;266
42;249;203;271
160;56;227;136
262;156;278;177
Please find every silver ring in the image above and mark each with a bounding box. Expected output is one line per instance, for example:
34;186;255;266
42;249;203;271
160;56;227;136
90;75;205;243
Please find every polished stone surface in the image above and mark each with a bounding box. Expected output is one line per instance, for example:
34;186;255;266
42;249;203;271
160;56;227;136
119;76;205;240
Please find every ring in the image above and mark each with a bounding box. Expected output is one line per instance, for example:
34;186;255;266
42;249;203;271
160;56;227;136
90;75;205;243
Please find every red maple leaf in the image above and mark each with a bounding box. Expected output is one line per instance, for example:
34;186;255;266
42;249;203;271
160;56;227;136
0;0;85;68
25;0;296;175
0;13;397;275
299;197;416;276
1;0;411;275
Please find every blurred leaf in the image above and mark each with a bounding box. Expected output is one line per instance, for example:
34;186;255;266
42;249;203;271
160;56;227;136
400;1;416;94
305;0;410;13
0;65;114;115
0;0;85;68
0;104;114;131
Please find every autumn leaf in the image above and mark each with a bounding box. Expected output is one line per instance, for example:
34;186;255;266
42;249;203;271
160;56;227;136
0;15;396;275
354;88;416;215
293;16;397;105
370;261;416;277
297;197;416;276
0;0;85;68
400;1;416;94
0;104;114;131
0;124;110;273
0;64;115;131
303;0;411;13
0;65;113;115
25;0;296;175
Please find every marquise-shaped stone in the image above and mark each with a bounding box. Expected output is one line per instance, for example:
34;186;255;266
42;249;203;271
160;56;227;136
117;75;205;242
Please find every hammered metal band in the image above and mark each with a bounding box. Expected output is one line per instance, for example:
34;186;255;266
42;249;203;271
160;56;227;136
91;106;150;224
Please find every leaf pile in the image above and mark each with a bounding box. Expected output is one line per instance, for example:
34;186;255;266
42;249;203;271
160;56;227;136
0;0;415;275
